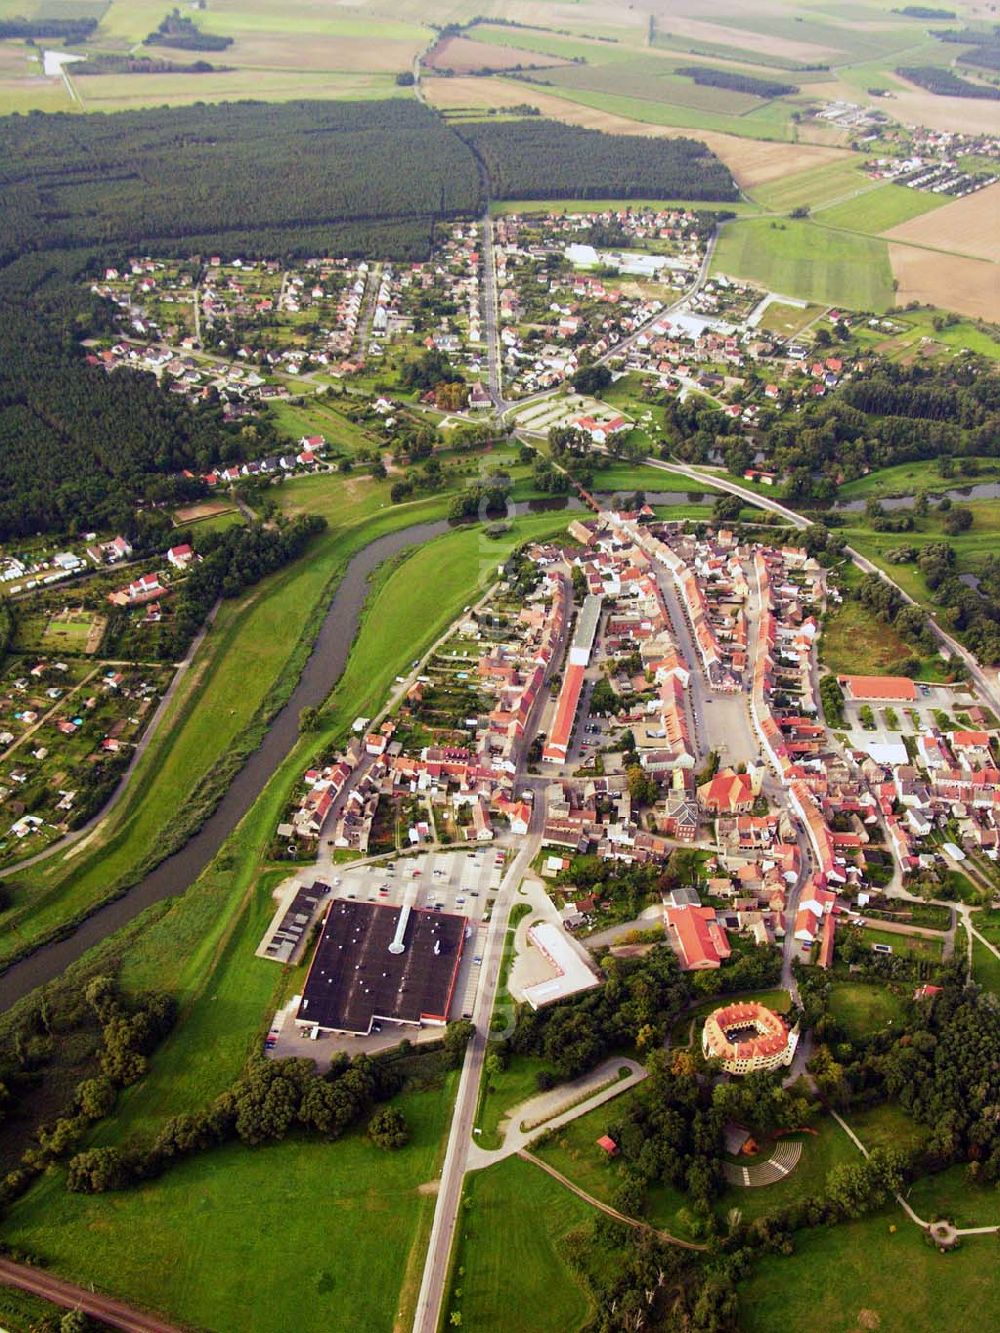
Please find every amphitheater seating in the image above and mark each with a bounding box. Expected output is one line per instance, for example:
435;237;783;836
722;1138;803;1187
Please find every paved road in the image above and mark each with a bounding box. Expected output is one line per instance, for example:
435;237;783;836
0;1258;182;1333
499;225;719;424
662;462;1000;721
411;798;546;1333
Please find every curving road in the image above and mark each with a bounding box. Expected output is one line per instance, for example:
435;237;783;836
0;1258;182;1333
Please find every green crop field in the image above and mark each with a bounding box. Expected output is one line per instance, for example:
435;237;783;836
713;217;894;310
750;159;867;214
815;183;948;235
446;1156;595;1333
741;1206;1000;1333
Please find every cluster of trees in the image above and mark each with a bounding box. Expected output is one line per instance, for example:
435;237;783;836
457;121;738;202
819;673;846;728
144;514;326;659
510;947;690;1078
75;55;221;77
854;570;934;666
65;1022;475;1195
447;477;512;520
896;65;1000;97
1;977;176;1206
66;1051;402;1192
675;66;798;98
146;9;234;50
0;17;97;40
885;540;1000;664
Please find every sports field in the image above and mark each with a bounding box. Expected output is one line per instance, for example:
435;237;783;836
712;217;894;311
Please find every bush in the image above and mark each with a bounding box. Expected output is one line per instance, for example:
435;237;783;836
368;1106;409;1149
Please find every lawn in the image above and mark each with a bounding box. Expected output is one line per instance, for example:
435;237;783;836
445;1156;595;1333
712;217;894;311
533;1085;696;1239
971;936;1000;995
741;1205;1000;1333
827;981;905;1041
3;1082;455;1333
906;1164;1000;1229
860;926;943;963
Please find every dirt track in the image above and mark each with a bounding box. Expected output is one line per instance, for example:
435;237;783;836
0;1258;183;1332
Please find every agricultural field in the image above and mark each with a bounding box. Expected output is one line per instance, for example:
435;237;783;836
712;217;894;311
885;185;1000;265
814;182;949;235
888;245;999;324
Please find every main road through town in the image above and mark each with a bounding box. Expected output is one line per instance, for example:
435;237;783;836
412;783;547;1333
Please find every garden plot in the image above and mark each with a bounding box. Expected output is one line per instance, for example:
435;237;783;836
513;394;632;435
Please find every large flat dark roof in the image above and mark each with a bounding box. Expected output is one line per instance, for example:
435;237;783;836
296;899;466;1035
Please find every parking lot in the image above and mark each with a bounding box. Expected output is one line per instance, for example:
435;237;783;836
841;681;980;752
265;847;505;1063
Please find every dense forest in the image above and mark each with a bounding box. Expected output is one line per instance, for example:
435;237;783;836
896;65;1000;97
458;120;738;202
0;101;481;269
0;307;246;539
675;66;798;98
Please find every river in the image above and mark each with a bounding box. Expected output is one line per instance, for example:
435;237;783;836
0;517;453;1011
834;481;1000;513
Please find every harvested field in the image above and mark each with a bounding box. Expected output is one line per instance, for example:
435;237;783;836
173;501;235;524
424;76;849;189
884;185;1000;264
641;15;837;64
213;33;424;73
887;78;1000;135
426;36;569;74
888;245;1000;323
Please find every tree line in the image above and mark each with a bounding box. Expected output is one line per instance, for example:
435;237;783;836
896;65;1000;98
457;120;738;202
675;66;798;98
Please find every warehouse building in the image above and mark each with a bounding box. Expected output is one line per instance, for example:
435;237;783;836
296;899;465;1037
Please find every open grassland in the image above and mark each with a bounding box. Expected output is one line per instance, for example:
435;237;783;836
713;217;894;311
820;598;927;678
972;935;1000;994
826;981;905;1040
447;1156;594;1333
741;1205;1000;1332
3;1087;455;1333
846;308;1000;363
836;458;1000;502
885;185;1000;265
747;157;866;213
816;183;949;235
